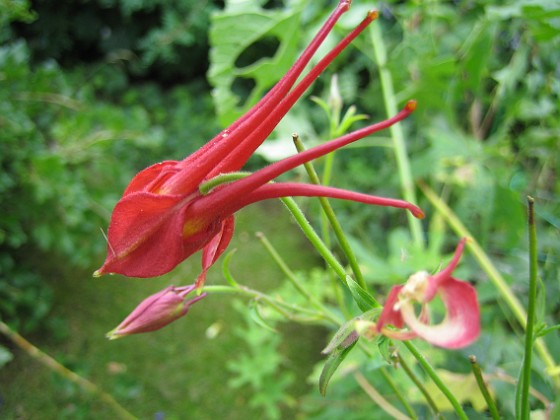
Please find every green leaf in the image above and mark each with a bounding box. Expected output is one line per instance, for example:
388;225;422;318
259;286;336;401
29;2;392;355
346;275;377;312
221;249;240;287
248;300;277;333
208;3;304;125
319;340;357;397
322;319;358;355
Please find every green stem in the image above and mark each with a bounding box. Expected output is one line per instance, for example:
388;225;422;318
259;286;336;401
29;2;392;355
419;182;560;389
203;285;332;323
404;341;468;420
369;23;424;250
292;134;367;290
354;371;412;420
280;198;350;285
469;355;500;420
0;320;137;420
255;231;341;324
394;350;442;418
520;196;538;419
380;366;418;419
280;196;364;317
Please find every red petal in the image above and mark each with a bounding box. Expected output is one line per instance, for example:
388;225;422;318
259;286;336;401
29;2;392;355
377;286;406;331
95;192;218;277
222;183;424;219
400;277;480;349
196;216;235;288
424;238;468;300
123;161;180;196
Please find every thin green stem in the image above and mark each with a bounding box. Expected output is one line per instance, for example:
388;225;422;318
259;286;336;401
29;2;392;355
292;134;366;290
520;196;538;419
0;320;137;420
419;181;560;389
255;231;340;324
279;196;347;283
393;350;442;418
354;371;412;420
469;355;500;420
404;341;468;420
280;196;362;317
380;366;418;419
203;285;333;324
369;23;424;250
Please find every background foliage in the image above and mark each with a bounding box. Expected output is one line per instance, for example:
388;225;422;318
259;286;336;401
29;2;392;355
1;0;559;418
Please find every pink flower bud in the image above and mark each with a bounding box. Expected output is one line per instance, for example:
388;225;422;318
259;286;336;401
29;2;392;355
106;285;206;339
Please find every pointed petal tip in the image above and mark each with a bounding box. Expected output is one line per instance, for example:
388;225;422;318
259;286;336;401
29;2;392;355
93;269;103;278
409;205;425;219
367;9;379;21
406;99;417;112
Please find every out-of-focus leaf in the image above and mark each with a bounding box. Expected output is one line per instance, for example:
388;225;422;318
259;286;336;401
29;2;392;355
0;345;14;368
346;276;377;311
319;340;357;396
209;3;304;125
409;369;493;412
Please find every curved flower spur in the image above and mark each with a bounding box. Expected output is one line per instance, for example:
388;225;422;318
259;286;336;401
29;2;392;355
94;0;423;286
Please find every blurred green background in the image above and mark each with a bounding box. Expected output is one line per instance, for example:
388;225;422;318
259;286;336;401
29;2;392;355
1;0;559;418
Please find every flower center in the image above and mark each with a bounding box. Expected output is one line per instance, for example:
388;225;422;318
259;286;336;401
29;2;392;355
394;271;429;310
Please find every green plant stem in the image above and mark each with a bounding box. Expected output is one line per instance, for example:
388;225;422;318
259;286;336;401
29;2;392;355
354;371;412;420
419;181;560;389
380;366;418;419
280;197;347;283
0;320;136;420
393;350;442;418
469;355;500;420
202;285;336;324
255;231;340;324
292;134;366;290
520;196;538;420
369;23;424;251
404;341;468;420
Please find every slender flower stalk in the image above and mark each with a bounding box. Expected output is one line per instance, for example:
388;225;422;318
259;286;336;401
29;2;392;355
469;355;500;420
292;134;367;290
404;341;469;420
519;196;538;420
392;352;442;418
94;1;423;288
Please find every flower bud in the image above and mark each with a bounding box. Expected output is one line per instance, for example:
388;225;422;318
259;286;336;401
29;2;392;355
107;285;206;339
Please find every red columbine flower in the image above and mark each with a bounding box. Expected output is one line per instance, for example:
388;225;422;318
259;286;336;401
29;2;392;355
373;238;480;349
106;285;206;339
94;1;424;285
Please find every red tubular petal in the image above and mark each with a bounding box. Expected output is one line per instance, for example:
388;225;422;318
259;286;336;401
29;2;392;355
400;277;480;349
209;9;379;176
193;103;419;217
222;183;423;219
94;192;218;278
163;1;352;195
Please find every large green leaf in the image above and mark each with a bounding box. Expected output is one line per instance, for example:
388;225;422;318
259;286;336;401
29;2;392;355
208;2;304;125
